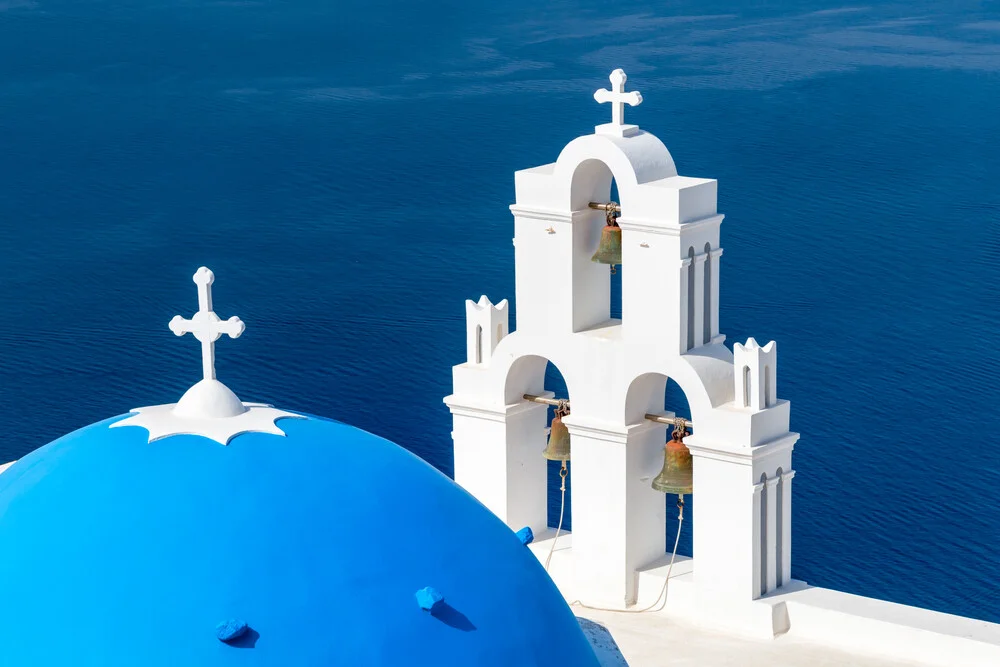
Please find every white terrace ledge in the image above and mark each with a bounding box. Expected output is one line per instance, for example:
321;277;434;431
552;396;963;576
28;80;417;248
528;531;1000;666
576;607;927;667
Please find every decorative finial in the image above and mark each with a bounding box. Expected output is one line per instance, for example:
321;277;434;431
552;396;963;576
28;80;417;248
168;267;245;383
110;266;305;445
594;68;643;138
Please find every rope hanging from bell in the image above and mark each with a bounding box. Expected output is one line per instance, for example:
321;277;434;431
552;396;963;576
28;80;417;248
591;203;622;274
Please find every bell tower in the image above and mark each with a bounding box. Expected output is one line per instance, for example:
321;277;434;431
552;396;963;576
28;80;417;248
445;69;799;636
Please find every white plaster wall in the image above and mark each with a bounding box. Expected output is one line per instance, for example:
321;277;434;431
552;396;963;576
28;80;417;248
570;209;612;332
691;454;757;598
618;223;680;350
566;418;666;607
448;108;797;611
512;210;577;335
448;399;549;533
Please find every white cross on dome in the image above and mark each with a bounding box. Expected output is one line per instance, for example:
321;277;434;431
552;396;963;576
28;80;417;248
168;266;245;383
111;266;303;444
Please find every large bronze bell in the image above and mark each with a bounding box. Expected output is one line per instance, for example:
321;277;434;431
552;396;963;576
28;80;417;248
591;207;622;272
543;404;571;462
652;424;693;496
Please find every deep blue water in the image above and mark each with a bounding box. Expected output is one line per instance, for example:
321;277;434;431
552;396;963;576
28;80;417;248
2;0;999;624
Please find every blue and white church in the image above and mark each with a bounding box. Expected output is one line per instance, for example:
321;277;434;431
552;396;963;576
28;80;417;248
0;267;601;666
2;70;1000;667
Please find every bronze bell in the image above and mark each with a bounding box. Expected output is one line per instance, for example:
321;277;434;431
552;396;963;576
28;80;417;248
591;208;622;271
652;424;693;496
542;404;571;462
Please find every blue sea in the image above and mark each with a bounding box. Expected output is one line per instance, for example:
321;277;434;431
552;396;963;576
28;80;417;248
2;0;999;624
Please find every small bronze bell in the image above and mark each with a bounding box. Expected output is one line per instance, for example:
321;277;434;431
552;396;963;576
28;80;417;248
652;423;693;496
591;206;622;273
542;403;571;462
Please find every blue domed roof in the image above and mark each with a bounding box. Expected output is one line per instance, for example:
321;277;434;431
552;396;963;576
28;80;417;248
0;413;599;666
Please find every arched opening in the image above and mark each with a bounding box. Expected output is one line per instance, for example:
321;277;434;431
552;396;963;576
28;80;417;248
609;179;622;322
475;325;483;364
623;372;694;558
544;362;572;531
664;377;693;557
686;247;695;350
759;472;768;596
775;467;784;588
743;365;751;407
764;365;772;408
503;354;575;534
567;158;626;333
703;242;712;344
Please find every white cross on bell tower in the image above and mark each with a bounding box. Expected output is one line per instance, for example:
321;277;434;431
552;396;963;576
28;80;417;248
594;68;643;138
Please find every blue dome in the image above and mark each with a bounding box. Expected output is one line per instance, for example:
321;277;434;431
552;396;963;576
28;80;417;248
0;413;599;666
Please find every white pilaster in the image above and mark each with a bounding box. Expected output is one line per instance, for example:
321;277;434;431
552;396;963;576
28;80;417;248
780;469;795;587
752;477;764;599
446;398;549;533
765;475;780;594
679;256;692;353
690;448;759;600
563;418;665;607
693;252;707;349
709;247;723;341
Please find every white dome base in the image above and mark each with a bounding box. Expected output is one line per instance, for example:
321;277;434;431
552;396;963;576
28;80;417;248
111;400;303;446
174;379;247;419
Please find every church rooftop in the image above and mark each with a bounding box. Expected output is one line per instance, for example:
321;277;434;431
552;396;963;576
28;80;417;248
577;608;925;667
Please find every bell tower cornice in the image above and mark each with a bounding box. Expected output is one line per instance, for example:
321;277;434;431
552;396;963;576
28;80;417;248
617;213;725;237
507;205;595;224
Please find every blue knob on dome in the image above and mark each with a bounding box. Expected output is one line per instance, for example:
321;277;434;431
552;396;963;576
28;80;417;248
515;526;534;546
216;619;249;643
415;586;444;613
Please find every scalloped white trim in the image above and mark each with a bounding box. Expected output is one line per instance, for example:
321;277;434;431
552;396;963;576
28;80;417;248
110;402;305;445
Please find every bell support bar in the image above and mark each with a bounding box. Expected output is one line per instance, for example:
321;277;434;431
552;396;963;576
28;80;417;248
522;394;693;430
588;202;622;213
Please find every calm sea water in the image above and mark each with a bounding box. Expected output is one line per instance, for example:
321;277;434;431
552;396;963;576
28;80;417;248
2;0;999;623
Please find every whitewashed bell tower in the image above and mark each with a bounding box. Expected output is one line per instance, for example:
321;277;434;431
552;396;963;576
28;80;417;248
444;70;799;635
